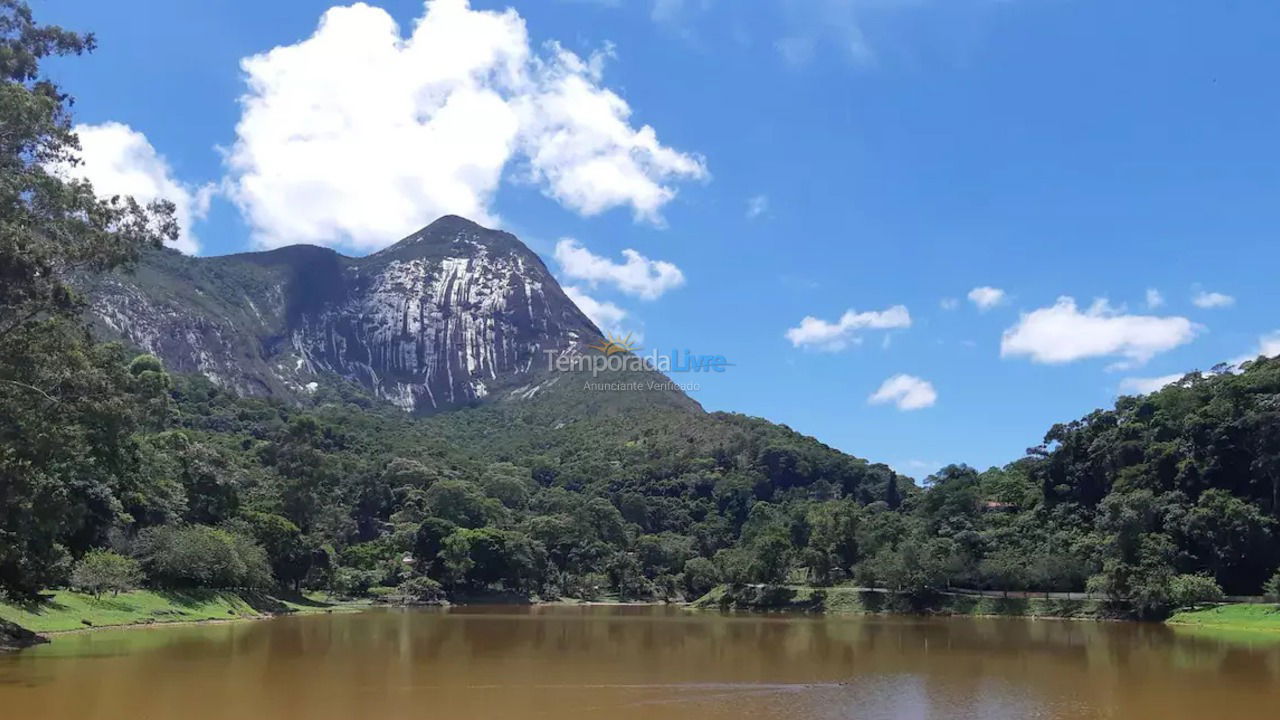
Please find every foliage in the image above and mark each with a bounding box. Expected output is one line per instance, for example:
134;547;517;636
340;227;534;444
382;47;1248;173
1168;574;1224;610
70;549;142;598
397;575;445;603
134;525;272;589
0;0;174;599
1264;571;1280;603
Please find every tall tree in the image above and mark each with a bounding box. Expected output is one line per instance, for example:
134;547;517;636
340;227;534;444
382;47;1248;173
0;0;176;598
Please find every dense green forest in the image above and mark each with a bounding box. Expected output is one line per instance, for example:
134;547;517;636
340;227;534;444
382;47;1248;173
4;1;1280;622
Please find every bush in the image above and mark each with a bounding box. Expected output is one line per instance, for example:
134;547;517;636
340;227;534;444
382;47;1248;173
682;557;719;599
1264;570;1280;602
329;568;381;598
134;525;273;589
1169;574;1225;609
71;550;143;598
398;575;445;603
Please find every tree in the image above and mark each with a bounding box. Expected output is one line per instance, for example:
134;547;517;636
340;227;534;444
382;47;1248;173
682;556;719;599
134;525;272;589
805;501;861;584
749;532;792;584
1168;574;1224;610
0;0;175;599
424;480;499;529
1264;570;1280;602
70;549;142;598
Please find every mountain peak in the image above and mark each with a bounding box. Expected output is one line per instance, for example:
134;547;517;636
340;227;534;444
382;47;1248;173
84;218;625;415
373;215;524;261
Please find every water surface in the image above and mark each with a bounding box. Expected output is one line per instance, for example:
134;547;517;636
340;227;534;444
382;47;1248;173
3;605;1279;719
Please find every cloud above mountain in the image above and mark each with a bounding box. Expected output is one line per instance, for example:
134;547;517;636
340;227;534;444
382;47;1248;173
554;238;685;300
564;285;629;336
68;122;211;254
225;0;707;251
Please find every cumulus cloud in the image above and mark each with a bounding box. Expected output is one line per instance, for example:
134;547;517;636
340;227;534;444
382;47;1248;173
553;238;684;300
564;285;629;336
1118;373;1185;396
70;122;211;254
1232;331;1280;368
745;194;768;220
1146;288;1164;309
967;286;1005;311
868;374;937;411
939;297;959;311
1192;290;1235;309
226;0;707;251
1258;332;1280;359
1000;297;1199;368
785;305;911;351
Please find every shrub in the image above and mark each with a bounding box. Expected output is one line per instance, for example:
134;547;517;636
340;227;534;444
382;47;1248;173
1169;574;1225;609
71;550;143;598
330;568;381;598
682;557;719;599
398;576;445;603
134;525;273;589
1264;570;1280;602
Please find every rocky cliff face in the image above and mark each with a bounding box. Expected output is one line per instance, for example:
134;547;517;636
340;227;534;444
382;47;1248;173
86;216;608;413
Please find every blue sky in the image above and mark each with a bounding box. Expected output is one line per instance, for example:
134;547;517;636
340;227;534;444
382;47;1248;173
40;0;1280;479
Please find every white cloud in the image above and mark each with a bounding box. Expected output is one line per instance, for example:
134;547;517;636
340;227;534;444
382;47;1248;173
967;286;1005;311
1259;332;1280;358
939;297;959;311
553;238;684;300
1232;331;1280;368
869;374;937;411
746;194;768;220
1146;288;1164;309
70;122;211;254
1118;373;1184;396
1192;290;1235;309
226;0;706;251
564;285;629;335
785;305;911;351
1000;297;1199;367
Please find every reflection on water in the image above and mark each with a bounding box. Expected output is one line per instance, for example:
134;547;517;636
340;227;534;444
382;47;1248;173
3;605;1279;719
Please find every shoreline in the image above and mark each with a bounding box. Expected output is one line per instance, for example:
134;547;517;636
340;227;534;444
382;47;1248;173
0;589;373;646
10;586;1280;647
1;592;673;646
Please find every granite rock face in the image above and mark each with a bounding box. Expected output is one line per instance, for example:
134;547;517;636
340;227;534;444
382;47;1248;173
86;216;603;413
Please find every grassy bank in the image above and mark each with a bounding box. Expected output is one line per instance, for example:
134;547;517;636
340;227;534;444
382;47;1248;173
1167;603;1280;633
0;589;366;634
694;584;1122;620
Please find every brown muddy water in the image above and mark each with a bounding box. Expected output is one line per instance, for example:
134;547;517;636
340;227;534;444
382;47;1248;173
2;605;1278;719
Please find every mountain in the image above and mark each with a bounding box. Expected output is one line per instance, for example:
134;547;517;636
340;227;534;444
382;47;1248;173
85;215;693;415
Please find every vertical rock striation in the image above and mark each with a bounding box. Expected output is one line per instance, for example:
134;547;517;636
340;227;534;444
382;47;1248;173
85;215;602;414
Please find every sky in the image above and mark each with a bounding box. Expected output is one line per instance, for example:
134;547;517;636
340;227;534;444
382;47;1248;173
39;0;1280;480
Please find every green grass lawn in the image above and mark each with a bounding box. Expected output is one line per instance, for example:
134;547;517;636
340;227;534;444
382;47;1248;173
0;589;366;633
1167;603;1280;633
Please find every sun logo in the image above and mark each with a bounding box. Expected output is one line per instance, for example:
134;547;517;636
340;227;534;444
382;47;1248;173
588;331;640;356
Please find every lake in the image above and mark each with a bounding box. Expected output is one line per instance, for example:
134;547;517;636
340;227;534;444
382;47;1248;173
2;605;1279;719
